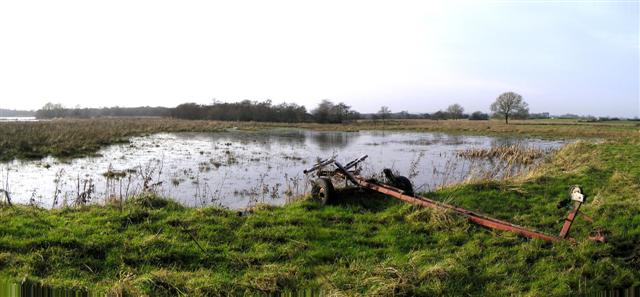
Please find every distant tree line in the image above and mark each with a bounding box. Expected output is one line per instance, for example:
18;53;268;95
172;99;361;123
35;103;171;119
33;101;499;123
36;92;629;123
0;108;35;117
35;99;364;123
368;104;490;121
366;93;534;124
172;100;309;122
577;116;624;122
310;100;360;123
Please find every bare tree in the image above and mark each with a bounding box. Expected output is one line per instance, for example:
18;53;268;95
490;92;529;124
378;106;391;126
446;104;464;119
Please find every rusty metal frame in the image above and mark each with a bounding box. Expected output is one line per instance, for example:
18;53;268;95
324;158;587;242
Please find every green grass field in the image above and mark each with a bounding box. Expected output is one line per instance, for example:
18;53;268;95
0;119;638;296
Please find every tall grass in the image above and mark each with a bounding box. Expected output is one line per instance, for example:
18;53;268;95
457;144;550;165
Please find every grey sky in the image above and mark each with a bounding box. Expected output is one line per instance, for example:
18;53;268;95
0;0;638;117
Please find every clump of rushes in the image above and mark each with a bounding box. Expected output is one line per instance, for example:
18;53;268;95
457;144;549;165
0;137;639;296
102;170;127;179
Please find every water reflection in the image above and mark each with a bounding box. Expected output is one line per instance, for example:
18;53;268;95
309;132;360;150
491;137;530;147
0;117;38;122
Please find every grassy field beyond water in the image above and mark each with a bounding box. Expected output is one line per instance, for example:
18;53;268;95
0;118;638;161
0;119;639;296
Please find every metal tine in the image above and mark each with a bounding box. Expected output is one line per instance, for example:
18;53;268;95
343;155;368;170
303;156;337;174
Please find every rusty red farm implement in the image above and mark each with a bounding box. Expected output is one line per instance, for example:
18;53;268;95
304;155;604;242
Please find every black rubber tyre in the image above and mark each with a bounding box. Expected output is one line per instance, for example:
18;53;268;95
394;176;414;196
311;178;335;205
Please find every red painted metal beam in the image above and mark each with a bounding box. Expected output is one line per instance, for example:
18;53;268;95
352;176;564;242
559;202;582;238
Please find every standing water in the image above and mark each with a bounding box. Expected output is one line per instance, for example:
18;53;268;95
0;117;37;122
0;130;563;209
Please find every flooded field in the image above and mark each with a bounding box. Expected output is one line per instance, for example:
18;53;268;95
0;130;564;209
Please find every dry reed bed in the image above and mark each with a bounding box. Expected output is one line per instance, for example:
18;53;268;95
456;144;550;165
0;118;235;161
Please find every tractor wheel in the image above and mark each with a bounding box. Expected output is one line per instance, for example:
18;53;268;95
311;178;335;205
394;176;414;196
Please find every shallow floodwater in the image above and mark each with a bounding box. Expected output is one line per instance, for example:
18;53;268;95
0;130;563;209
0;116;37;122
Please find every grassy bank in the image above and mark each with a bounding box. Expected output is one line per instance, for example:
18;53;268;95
0;118;236;161
1;118;638;161
0;137;638;296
